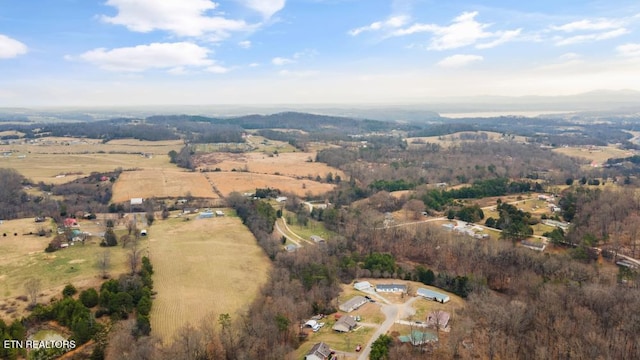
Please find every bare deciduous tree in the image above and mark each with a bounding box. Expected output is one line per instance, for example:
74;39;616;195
98;250;111;279
128;243;142;275
24;278;41;307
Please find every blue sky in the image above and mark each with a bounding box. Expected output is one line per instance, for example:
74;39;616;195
1;0;639;106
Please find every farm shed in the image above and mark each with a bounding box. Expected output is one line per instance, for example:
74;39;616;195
375;283;407;293
521;240;546;251
339;296;367;312
284;244;298;252
332;315;357;333
130;198;144;205
417;288;450;303
199;211;214;218
215;210;225;217
353;281;372;291
305;342;332;360
140;229;147;236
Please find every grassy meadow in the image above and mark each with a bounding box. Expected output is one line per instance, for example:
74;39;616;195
148;214;271;343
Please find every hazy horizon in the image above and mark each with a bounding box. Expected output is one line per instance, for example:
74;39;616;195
1;0;640;107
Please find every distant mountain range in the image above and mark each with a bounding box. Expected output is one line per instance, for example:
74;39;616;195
1;90;639;123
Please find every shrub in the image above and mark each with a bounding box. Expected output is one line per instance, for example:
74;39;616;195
79;288;99;308
62;284;77;298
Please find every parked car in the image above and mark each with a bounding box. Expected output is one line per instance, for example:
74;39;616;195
355;344;362;352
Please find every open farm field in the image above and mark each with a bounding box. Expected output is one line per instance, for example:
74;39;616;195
206;172;335;197
0;217;134;321
112;169;217;203
0;152;177;184
407;131;528;148
0;137;182;183
148;215;271;343
3;137;182;155
553;145;634;165
195;151;344;179
0;130;24;137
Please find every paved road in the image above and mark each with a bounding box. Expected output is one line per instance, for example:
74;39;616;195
358;303;398;360
356;296;419;360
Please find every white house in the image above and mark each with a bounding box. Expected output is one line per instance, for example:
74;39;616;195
417;288;450;303
375;283;407;293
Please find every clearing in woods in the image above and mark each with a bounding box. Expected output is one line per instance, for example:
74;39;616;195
194;151;344;179
205;171;335;197
111;170;218;203
149;214;271;343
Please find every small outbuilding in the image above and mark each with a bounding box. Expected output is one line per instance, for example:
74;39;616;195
310;235;325;244
130;198;144;206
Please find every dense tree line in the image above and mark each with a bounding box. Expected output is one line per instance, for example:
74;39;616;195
0;319;26;360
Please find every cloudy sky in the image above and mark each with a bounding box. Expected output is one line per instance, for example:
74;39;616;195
1;0;639;106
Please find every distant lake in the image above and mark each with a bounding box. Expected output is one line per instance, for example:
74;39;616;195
440;110;575;118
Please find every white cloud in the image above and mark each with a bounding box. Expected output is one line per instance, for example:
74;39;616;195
391;11;519;50
205;64;230;73
349;15;410;36
238;40;252;49
0;34;28;59
551;19;622;32
549;14;635;46
249;62;260;67
77;42;214;72
272;57;294;66
102;0;252;39
476;29;522;49
554;28;628;46
239;0;285;19
271;49;316;66
617;43;640;57
437;54;483;68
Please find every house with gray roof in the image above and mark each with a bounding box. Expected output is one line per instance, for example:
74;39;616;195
332;315;357;333
338;296;367;312
305;342;332;360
